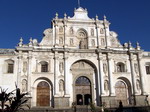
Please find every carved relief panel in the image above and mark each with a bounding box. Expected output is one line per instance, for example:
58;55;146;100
59;61;64;74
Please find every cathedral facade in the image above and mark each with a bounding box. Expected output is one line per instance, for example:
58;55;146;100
0;7;150;108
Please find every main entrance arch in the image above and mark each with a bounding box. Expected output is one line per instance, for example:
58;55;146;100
71;60;98;105
75;76;91;105
37;81;50;106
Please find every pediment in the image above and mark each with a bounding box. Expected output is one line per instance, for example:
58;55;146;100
70;7;91;20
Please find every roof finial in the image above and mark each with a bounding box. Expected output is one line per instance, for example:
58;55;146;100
104;15;107;21
78;0;80;8
55;13;58;19
18;37;23;47
136;42;141;50
96;15;98;20
64;13;67;19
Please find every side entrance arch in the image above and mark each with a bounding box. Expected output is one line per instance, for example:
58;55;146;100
37;81;50;106
115;79;132;106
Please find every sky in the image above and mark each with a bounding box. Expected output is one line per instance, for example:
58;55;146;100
0;0;150;51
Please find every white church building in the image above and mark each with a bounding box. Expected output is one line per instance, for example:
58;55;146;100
0;7;150;108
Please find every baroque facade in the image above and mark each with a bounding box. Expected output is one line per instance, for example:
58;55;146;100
1;7;150;108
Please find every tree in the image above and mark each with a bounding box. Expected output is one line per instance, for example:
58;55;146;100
0;86;29;112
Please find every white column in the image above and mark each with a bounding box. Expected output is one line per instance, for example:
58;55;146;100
129;53;137;94
54;52;59;95
49;60;51;72
95;21;100;48
17;52;22;88
27;52;32;92
98;53;104;95
64;52;69;96
63;22;67;48
137;53;146;95
104;23;110;48
95;52;101;106
54;21;58;47
107;53;115;96
35;60;38;72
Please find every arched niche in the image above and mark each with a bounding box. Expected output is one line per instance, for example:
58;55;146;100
77;29;88;49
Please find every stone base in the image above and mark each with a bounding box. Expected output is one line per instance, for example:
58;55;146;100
135;95;147;106
54;97;70;108
101;96;116;108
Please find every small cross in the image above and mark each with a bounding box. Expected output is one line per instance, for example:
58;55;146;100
78;0;80;7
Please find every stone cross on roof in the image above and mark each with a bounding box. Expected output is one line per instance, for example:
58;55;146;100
78;0;80;7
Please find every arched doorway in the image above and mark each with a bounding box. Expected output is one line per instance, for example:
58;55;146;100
37;81;50;106
75;76;91;105
115;81;129;106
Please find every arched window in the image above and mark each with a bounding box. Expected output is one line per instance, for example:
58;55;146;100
5;59;14;73
117;62;125;72
145;62;150;74
75;76;91;86
40;61;48;72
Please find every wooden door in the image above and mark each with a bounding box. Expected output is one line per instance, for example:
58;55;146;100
37;81;50;106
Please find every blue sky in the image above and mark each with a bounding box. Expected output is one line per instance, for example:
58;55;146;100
0;0;150;51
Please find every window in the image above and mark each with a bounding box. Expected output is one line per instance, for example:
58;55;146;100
146;65;150;74
41;61;48;72
5;59;14;73
117;62;125;72
8;63;14;73
145;62;150;74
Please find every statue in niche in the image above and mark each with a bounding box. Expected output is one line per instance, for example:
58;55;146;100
103;63;107;73
101;38;105;46
59;26;63;33
22;79;27;92
136;80;140;90
117;65;121;72
59;37;63;45
100;28;104;34
104;81;109;91
70;38;74;45
23;61;27;73
70;27;74;34
91;29;94;36
59;80;64;92
134;63;138;73
59;62;63;73
91;39;95;47
79;39;87;49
